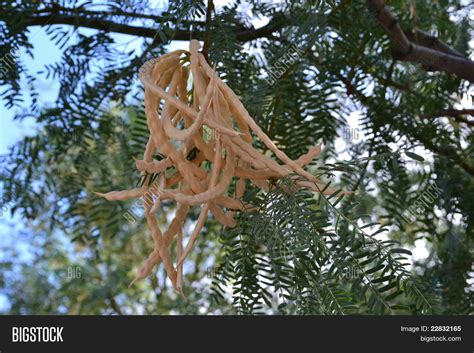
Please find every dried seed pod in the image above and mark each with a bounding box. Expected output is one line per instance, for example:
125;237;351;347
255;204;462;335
163;76;215;141
94;187;146;201
96;40;341;292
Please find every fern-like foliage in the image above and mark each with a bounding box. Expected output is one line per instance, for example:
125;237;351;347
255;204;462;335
211;176;440;314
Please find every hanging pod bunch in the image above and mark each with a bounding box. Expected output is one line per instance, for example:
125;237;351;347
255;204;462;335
95;40;338;292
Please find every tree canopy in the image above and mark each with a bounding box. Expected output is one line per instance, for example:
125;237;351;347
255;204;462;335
0;0;472;314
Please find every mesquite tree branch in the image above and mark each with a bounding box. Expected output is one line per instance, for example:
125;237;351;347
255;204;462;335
4;2;473;82
367;0;474;83
11;8;281;46
425;109;474;127
436;109;474;117
405;28;465;58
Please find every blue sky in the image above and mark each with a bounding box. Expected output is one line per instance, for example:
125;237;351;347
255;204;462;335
0;27;60;311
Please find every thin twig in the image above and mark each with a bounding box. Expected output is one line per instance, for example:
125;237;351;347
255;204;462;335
202;0;214;64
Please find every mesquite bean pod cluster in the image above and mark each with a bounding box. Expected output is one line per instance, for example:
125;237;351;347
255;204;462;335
96;40;336;292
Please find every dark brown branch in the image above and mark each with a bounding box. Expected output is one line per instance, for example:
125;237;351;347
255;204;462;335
406;28;465;58
9;1;352;49
437;109;474;117
6;3;350;51
425;109;474;127
33;5;198;23
367;0;474;83
18;10;281;45
107;293;123;315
